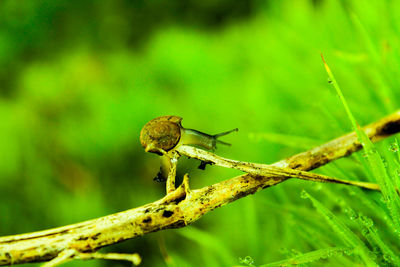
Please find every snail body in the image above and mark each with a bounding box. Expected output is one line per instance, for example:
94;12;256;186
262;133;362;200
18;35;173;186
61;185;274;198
140;115;238;155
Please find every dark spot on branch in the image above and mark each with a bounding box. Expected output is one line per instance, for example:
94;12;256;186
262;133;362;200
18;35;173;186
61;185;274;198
92;232;101;240
204;185;216;195
309;161;323;170
22;251;59;264
170;220;186;228
77;236;89;241
162;210;174;218
142;217;152;223
163;193;187;205
155;206;166;213
145;208;150;213
290;163;302;169
161;220;186;229
304;153;329;170
378;120;400;136
231;187;258;202
173;195;186;204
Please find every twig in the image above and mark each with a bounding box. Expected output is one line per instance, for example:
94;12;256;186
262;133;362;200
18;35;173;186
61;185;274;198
40;249;141;267
176;145;380;191
74;251;141;265
165;151;179;193
0;110;400;266
41;249;76;267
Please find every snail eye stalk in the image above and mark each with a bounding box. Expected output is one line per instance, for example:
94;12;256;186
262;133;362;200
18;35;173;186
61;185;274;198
212;128;239;148
180;128;238;151
214;128;239;138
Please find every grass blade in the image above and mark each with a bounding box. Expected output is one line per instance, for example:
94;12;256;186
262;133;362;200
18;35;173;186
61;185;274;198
177;227;235;265
301;191;375;266
260;246;352;267
322;55;400;233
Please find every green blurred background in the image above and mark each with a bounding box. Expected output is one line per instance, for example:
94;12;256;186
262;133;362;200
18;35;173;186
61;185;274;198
1;0;400;266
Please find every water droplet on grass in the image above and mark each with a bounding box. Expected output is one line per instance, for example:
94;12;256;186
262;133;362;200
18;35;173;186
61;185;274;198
382;158;388;168
383;254;393;262
239;256;254;266
360;216;374;227
389;143;399;152
344;249;353;255
350;212;359;220
291;249;301;256
300;190;309;199
362;228;370;235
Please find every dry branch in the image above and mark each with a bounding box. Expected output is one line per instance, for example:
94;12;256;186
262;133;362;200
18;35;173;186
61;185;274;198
176;145;380;191
1;110;400;266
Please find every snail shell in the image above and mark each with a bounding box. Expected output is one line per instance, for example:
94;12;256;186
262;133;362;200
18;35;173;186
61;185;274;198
140;115;182;155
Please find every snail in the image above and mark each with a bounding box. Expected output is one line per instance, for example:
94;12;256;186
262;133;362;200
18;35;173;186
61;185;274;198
140;115;238;156
140;115;238;185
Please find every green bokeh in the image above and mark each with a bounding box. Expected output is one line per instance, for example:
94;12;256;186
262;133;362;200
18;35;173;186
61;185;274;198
1;0;400;266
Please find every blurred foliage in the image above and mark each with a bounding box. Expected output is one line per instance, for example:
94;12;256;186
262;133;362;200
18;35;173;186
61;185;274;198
1;0;400;266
